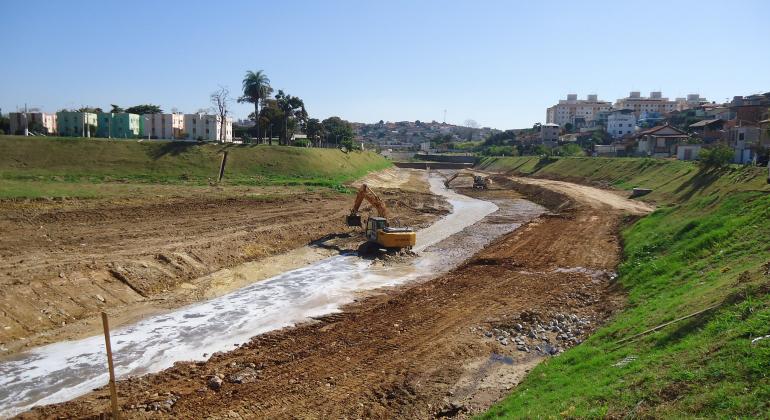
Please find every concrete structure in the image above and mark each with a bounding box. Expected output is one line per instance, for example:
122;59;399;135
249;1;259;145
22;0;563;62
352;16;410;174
607;109;637;138
56;111;98;137
97;113;142;138
635;124;689;157
676;144;702;161
184;113;233;142
615;91;679;118
675;94;708;111
688;119;725;142
9;112;57;135
540;123;560;143
546;94;612;127
143;113;185;139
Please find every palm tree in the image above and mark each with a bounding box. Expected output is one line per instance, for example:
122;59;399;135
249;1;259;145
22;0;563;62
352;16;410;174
238;70;272;143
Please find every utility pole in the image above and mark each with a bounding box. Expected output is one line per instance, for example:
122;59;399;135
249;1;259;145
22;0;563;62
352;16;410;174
443;109;447;124
23;104;29;136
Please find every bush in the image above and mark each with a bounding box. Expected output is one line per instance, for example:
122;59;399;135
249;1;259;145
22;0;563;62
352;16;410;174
292;139;310;147
482;145;516;156
699;144;733;169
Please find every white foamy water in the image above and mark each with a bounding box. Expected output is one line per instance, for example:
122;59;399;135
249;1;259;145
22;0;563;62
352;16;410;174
0;176;498;418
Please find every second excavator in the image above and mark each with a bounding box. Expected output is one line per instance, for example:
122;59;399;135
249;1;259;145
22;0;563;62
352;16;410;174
346;184;416;253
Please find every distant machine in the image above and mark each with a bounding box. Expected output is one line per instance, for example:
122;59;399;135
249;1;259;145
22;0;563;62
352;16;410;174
444;171;490;190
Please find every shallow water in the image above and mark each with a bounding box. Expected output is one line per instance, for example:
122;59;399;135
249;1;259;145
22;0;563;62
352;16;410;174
0;175;542;417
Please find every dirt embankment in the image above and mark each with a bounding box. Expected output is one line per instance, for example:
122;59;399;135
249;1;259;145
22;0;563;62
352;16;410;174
0;170;447;355
20;174;653;419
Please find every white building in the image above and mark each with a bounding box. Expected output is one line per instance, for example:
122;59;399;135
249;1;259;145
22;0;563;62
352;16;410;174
184;113;233;142
607;110;637;138
143;113;185;139
540;123;560;142
9;111;57;135
615;91;678;118
546;94;612;127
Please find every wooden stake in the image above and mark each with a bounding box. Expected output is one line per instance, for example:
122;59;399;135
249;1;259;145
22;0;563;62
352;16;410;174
101;312;120;419
218;151;229;183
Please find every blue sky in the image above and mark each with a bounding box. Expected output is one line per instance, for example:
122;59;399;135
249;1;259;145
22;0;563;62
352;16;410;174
2;0;768;129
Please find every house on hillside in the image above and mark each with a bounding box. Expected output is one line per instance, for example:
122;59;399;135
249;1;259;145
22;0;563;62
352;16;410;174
96;113;142;138
635;124;689;158
676;144;702;161
56;111;98;137
688;119;724;142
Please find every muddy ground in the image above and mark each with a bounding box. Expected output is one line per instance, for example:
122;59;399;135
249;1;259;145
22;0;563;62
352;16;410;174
0;169;447;355
17;172;653;419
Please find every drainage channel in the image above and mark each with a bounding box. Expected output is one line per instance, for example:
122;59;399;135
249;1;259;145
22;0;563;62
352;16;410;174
0;175;545;417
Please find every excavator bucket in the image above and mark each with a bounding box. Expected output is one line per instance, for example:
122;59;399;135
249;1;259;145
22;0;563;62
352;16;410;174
346;214;362;227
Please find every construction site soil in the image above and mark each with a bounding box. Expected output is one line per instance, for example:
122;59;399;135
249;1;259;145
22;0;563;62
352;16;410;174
0;170;446;356
13;171;654;419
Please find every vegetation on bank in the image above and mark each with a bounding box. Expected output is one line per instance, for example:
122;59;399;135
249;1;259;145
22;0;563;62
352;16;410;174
0;136;390;198
479;156;770;418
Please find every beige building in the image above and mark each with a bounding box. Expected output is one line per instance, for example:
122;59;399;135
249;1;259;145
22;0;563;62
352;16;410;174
615;91;678;117
546;94;611;127
9;112;57;135
184;113;233;142
143;113;185;139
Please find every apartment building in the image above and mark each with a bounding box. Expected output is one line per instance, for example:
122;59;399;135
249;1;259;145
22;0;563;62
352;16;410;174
96;113;142;138
143;113;185;139
546;94;611;128
540;123;560;143
56;111;98;137
184;113;233;142
607;109;637;138
9;112;57;135
615;91;678;117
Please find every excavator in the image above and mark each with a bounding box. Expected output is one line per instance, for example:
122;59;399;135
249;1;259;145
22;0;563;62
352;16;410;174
444;170;490;190
346;184;416;253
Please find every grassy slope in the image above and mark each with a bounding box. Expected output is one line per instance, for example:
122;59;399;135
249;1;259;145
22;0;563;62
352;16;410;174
478;156;770;418
0;136;391;198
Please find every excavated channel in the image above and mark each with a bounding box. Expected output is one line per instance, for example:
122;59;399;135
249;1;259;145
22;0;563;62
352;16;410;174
0;174;545;418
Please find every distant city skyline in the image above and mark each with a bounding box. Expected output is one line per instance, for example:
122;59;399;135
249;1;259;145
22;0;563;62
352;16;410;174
1;0;769;130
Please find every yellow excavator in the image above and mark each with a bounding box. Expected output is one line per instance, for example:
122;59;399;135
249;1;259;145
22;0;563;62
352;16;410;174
346;184;416;252
444;170;490;189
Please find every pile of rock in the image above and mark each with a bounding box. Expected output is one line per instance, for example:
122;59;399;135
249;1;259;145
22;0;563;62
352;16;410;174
475;311;595;356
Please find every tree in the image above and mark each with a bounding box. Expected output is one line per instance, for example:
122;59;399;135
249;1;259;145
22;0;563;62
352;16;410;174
274;90;306;145
305;118;325;147
699;144;733;169
483;129;517;146
210;86;232;142
110;104;124;113
0;111;9;135
238;70;272;142
125;104;162;115
77;106;103;114
564;122;574;133
322;116;354;148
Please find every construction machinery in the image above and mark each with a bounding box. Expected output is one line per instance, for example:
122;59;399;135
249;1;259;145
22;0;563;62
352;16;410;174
346;184;416;252
444;171;490;190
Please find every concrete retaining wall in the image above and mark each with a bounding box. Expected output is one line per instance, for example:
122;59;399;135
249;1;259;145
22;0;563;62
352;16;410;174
393;162;474;170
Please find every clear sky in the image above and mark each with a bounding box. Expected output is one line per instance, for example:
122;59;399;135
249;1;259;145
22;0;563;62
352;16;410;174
2;0;768;129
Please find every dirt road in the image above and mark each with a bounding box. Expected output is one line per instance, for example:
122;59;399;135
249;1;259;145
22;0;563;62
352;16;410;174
0;169;447;355
19;174;653;419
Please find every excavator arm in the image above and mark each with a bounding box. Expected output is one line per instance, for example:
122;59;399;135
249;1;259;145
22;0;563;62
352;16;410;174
346;184;389;227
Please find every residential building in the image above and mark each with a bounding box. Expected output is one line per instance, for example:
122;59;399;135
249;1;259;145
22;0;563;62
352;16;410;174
635;124;689;157
96;113;143;138
676;144;702;161
143;113;185;139
56;111;98;137
184;113;233;142
688;119;725;142
546;94;612;127
540;123;560;143
637;111;665;128
675;94;708;111
729;94;770;123
9;112;57;135
594;143;629;157
607;109;637;139
760;119;770;147
615;91;679;118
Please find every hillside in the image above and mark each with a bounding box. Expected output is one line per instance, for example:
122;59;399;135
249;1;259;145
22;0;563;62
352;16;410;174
479;156;770;417
0;136;391;198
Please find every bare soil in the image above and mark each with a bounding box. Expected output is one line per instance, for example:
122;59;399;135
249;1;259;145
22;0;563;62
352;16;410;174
0;169;446;355
18;173;654;419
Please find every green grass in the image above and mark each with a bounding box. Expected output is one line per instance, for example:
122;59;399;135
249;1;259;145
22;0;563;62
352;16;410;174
0;136;391;198
480;157;770;418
